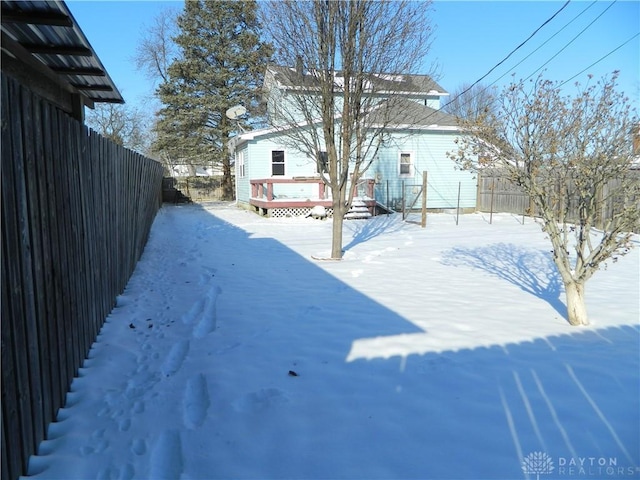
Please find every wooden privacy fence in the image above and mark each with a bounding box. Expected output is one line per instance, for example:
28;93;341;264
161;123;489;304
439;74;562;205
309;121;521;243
1;74;164;480
174;176;234;202
477;169;640;228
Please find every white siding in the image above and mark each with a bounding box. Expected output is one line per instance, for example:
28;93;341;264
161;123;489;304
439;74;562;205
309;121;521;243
236;134;324;205
235;144;251;205
371;130;476;210
237;127;476;211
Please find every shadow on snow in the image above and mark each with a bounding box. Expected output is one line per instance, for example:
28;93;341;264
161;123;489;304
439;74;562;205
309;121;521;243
440;242;568;322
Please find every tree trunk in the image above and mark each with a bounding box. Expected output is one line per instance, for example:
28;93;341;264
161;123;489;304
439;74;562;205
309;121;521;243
331;205;345;259
564;280;589;326
222;161;233;200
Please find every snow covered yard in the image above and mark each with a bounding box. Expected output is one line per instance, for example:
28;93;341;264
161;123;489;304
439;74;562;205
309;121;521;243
26;203;639;480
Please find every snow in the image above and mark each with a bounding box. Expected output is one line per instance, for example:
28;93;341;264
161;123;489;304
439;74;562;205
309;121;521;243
25;204;639;480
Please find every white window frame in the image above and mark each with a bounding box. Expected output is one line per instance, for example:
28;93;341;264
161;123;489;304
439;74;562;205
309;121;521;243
399;151;414;177
272;150;285;176
236;149;245;178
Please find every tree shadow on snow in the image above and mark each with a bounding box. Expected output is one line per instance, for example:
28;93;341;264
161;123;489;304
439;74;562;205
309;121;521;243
342;214;405;252
441;243;568;320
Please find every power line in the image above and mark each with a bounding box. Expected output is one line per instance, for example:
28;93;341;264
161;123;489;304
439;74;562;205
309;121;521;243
558;32;640;87
443;0;571;110
445;0;599;118
523;0;618;82
487;1;598;89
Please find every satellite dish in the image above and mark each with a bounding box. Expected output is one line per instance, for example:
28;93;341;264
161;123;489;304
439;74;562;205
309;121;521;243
225;105;247;120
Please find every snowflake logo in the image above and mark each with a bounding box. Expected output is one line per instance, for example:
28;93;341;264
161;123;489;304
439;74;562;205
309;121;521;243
522;451;554;480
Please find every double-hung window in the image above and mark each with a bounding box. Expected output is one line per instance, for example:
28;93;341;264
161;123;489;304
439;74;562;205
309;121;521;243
272;150;285;176
236;150;245;178
399;152;413;176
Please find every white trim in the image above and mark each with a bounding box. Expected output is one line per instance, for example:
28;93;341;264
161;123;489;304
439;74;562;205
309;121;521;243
398;151;414;177
236;149;245;178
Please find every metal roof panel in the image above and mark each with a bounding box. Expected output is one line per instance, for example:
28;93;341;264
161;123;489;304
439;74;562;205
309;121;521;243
1;0;124;103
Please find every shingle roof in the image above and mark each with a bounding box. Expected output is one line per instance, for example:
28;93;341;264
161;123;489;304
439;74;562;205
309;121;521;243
267;64;448;96
368;97;459;128
1;0;123;104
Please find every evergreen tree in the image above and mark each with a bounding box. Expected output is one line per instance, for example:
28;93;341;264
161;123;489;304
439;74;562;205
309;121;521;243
156;0;272;198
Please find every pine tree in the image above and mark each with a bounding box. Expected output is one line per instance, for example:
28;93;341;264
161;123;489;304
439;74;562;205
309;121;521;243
156;0;272;198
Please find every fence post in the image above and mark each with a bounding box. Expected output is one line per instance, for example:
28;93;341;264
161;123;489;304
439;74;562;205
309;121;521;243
489;176;495;224
476;170;482;212
386;180;389;215
421;171;428;228
456;181;461;225
402;181;406;220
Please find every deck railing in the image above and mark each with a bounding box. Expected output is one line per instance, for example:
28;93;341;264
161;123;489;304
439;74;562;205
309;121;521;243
250;177;328;201
250;177;375;201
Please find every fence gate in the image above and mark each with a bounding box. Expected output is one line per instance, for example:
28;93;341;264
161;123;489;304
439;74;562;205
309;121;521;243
401;171;428;227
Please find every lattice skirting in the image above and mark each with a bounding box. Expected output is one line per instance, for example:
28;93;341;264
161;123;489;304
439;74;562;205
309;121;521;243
269;207;334;218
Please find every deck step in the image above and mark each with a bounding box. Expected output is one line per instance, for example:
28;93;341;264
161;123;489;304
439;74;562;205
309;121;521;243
345;201;372;219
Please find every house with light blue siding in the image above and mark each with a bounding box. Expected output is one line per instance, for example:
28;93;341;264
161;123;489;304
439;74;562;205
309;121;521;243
232;65;477;218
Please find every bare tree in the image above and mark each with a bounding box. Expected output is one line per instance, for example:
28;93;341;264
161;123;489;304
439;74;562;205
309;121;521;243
449;73;639;326
134;8;179;86
261;0;436;259
85;103;150;154
443;82;498;122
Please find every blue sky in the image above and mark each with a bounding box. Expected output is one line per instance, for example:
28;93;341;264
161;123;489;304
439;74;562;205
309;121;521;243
67;1;639;111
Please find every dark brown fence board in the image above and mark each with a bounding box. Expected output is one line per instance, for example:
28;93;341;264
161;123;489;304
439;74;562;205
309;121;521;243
52;108;76;390
6;74;38;473
1;73;164;480
35;97;60;422
39;98;65;413
1;412;10;480
2;75;26;480
20;80;47;450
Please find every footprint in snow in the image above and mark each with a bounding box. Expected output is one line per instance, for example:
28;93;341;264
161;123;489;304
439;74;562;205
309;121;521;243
183;373;210;429
193;285;221;338
96;463;134;480
149;430;183;480
161;340;190;377
131;438;147;456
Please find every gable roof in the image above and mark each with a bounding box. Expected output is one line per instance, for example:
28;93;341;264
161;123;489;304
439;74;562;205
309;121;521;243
230;98;459;152
266;64;448;96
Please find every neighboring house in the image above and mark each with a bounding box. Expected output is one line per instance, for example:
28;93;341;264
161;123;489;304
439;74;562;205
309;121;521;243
168;164;228;177
231;65;477;218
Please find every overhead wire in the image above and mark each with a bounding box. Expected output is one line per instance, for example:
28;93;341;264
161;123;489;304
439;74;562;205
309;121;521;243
416;0;640;125
444;0;600;119
522;0;618;82
442;0;571;112
484;1;598;91
558;32;640;87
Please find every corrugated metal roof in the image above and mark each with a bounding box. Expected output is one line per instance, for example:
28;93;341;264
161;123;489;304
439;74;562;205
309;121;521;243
1;0;124;103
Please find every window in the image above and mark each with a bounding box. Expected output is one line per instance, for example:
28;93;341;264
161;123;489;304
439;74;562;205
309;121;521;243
272;150;285;176
317;151;328;174
237;150;245;178
399;152;412;176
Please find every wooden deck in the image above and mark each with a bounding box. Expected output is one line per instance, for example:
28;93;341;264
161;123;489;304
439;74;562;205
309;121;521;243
249;177;377;217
